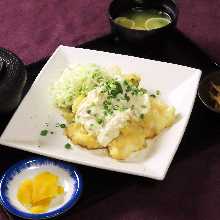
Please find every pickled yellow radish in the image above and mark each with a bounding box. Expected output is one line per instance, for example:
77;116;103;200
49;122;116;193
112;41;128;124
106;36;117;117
17;171;64;214
32;172;58;203
17;179;33;207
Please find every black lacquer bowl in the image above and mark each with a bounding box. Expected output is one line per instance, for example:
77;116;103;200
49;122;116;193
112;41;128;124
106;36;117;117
108;0;178;45
0;48;27;114
198;71;220;113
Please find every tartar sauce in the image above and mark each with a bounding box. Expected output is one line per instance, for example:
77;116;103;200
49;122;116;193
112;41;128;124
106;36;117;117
75;77;150;146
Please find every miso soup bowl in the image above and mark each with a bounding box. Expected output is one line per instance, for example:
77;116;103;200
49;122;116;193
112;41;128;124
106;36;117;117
108;0;178;45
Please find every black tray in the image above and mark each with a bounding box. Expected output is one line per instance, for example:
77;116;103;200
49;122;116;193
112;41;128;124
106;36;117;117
1;29;220;219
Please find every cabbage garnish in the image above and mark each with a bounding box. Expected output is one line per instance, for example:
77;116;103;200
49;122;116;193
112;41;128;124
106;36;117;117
51;64;117;109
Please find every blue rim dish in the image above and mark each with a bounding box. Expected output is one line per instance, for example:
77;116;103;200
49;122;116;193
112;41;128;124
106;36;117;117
0;157;83;219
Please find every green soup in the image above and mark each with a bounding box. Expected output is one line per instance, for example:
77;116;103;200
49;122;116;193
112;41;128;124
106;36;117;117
114;8;172;30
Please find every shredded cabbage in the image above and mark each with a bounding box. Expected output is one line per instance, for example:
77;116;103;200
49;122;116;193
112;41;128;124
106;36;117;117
51;64;120;109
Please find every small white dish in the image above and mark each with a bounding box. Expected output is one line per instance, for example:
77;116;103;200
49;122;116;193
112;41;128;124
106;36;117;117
0;157;82;219
0;46;201;180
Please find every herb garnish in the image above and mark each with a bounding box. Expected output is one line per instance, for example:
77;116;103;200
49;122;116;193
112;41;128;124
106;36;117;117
150;90;160;98
59;124;66;128
64;143;71;149
40;130;48;136
123;80;146;96
56;123;66;128
156;90;160;95
102;79;123;98
96;118;103;124
140;114;144;119
103;99;113;115
124;93;130;102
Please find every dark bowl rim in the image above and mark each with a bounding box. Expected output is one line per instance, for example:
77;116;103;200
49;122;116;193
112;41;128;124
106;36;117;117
108;0;179;33
198;71;220;114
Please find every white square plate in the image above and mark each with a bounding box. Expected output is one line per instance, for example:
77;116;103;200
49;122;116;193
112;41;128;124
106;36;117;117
0;46;201;180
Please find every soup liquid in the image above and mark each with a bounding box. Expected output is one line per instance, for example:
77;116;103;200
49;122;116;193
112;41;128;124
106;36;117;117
119;8;171;29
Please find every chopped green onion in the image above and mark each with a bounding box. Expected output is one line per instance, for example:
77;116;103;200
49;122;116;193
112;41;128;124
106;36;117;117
65;143;71;149
96;118;103;124
60;124;66;128
40;130;48;136
156;90;160;95
124;93;130;102
139;88;147;95
103;79;123;98
140;114;144;119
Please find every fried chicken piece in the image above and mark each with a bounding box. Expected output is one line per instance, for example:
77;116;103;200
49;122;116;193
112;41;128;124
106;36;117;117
65;123;101;149
108;121;146;160
140;97;175;138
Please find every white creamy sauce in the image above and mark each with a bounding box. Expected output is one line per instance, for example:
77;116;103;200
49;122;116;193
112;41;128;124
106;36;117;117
97;110;130;146
75;78;150;146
